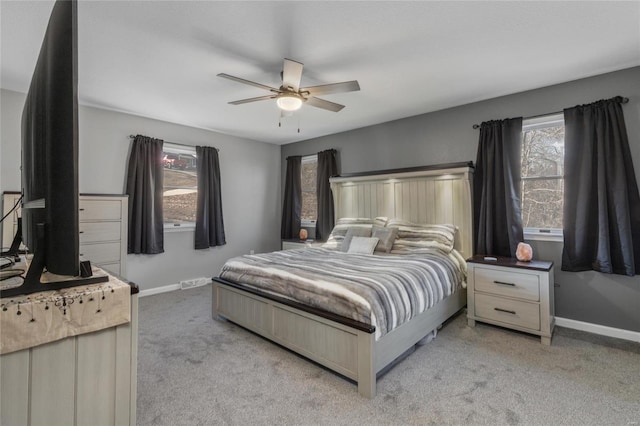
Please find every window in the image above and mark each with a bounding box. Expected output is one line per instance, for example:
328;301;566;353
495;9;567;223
521;114;565;239
163;143;198;228
300;154;317;226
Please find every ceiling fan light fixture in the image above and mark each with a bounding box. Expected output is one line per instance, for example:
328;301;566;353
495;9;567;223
276;94;303;111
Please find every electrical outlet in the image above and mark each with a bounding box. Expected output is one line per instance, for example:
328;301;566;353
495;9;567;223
250;249;255;255
180;277;210;290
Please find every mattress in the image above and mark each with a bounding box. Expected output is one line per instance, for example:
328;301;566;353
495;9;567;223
219;247;466;339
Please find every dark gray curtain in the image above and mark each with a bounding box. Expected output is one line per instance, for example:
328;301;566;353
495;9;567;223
125;135;164;254
316;149;337;241
195;146;226;249
281;156;302;239
474;118;524;257
562;97;640;276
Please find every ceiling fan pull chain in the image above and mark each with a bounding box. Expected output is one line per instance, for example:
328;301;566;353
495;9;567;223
298;116;300;133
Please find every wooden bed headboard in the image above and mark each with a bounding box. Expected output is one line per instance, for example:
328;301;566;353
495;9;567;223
329;162;474;258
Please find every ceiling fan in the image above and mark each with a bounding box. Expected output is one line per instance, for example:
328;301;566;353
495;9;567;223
218;58;360;113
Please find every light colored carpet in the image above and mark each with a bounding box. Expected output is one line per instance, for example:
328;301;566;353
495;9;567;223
137;284;640;425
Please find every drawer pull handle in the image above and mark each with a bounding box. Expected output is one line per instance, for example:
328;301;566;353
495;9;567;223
494;280;516;287
79;231;84;234
494;307;517;315
79;208;85;211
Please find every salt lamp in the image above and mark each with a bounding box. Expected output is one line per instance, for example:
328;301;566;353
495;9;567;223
516;242;533;262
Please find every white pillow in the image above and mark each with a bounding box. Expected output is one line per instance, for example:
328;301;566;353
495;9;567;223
347;236;379;255
341;227;373;252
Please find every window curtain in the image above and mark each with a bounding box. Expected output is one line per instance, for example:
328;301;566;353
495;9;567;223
125;135;164;254
281;156;302;239
562;97;640;276
316;149;337;241
195;146;226;249
474;118;524;257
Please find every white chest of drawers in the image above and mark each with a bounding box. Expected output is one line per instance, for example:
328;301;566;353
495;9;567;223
466;255;555;345
78;195;128;277
2;192;128;277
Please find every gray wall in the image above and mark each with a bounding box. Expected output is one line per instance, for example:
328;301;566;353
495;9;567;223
1;88;282;292
282;67;640;333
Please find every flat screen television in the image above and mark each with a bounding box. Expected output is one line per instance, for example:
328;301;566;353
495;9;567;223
1;0;107;297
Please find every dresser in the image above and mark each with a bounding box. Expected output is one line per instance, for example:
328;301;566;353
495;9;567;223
466;255;555;345
1;274;138;426
78;195;128;277
2;192;128;277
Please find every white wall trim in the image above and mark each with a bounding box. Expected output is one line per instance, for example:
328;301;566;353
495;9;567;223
555;316;640;343
138;283;181;298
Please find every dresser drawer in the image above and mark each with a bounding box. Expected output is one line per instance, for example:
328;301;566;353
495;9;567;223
475;293;540;331
79;200;123;221
79;242;121;264
474;267;540;301
79;221;121;243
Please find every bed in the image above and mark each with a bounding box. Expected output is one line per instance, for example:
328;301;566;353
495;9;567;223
212;163;474;398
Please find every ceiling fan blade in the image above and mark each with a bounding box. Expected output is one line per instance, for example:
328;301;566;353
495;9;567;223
301;80;360;96
217;73;280;93
228;95;277;105
282;58;304;92
305;96;345;112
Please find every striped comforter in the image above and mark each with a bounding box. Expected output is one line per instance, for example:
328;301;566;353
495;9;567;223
219;247;466;339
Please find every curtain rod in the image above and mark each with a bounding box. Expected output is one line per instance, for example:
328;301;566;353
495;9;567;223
286;148;336;160
128;135;219;151
471;96;630;129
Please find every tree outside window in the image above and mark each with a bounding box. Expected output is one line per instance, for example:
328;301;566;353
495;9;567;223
301;155;317;224
521;114;565;232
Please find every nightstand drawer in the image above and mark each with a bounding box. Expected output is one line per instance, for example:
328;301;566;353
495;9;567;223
475;293;540;331
474;267;539;301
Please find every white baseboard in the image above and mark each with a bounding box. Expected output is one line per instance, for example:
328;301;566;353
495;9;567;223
138;281;212;298
555;316;640;343
138;283;181;298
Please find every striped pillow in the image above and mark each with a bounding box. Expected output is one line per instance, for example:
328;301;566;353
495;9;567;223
386;219;457;253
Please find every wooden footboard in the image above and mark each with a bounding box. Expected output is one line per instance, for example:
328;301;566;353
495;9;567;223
212;278;466;398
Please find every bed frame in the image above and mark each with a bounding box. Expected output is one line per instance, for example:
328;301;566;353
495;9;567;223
213;163;474;398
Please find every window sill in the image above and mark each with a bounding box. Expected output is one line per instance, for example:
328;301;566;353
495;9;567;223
164;223;195;233
523;230;563;243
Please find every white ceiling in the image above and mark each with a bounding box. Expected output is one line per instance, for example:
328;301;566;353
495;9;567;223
2;1;639;145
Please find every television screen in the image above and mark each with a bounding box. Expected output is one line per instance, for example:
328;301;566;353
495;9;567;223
21;0;80;277
1;0;108;298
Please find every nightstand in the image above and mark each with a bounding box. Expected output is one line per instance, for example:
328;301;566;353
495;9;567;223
466;255;555;345
281;239;322;250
